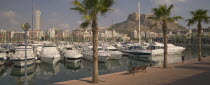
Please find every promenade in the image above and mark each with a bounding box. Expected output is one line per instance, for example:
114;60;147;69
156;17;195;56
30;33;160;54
52;57;210;85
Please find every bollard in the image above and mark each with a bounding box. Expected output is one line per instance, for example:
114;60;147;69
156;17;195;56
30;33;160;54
182;56;185;64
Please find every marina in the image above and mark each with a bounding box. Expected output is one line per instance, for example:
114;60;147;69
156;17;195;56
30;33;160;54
0;45;209;85
0;0;210;85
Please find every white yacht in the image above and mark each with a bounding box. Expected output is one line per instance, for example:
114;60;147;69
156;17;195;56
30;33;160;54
40;45;61;64
61;45;83;61
148;42;186;55
103;45;123;60
10;45;35;67
83;46;110;62
123;46;152;57
0;48;7;65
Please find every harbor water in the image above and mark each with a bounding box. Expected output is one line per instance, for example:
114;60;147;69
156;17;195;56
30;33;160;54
0;46;210;85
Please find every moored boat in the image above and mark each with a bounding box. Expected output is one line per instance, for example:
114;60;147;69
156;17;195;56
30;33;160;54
40;45;61;64
10;45;35;67
83;46;110;62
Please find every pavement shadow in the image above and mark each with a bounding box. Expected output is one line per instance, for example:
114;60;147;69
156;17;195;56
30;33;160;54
175;65;210;70
79;79;106;84
79;79;92;83
193;62;210;65
164;71;210;85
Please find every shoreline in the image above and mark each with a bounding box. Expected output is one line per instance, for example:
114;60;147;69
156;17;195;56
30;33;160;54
52;56;210;85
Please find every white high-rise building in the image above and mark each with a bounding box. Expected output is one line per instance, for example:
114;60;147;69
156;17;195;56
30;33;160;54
35;10;41;30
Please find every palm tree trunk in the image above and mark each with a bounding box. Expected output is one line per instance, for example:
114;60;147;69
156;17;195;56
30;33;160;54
92;18;99;84
162;20;168;68
197;21;202;61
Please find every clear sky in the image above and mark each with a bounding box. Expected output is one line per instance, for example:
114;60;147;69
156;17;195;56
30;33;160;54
0;0;210;31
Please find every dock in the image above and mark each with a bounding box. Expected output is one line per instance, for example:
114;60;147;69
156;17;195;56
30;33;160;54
52;57;210;85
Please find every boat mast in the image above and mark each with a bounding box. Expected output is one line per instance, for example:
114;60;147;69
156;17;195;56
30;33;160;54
138;0;141;45
32;0;34;44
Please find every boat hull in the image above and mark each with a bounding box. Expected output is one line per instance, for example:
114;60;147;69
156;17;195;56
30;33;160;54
41;56;60;64
11;58;35;67
64;53;83;60
109;54;122;60
152;48;185;55
83;54;109;62
123;50;151;57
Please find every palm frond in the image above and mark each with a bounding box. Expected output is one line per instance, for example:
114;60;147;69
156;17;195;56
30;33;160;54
147;16;159;20
167;16;183;22
187;9;210;26
83;15;92;22
101;0;115;8
150;23;157;30
71;0;87;14
186;19;195;27
71;0;114;30
166;4;174;17
80;21;91;28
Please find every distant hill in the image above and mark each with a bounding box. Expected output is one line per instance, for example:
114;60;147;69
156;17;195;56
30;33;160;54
108;12;187;37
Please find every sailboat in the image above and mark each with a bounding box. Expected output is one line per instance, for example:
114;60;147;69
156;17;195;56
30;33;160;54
123;1;151;57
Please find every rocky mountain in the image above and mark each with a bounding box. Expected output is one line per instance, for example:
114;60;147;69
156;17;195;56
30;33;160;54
108;12;187;37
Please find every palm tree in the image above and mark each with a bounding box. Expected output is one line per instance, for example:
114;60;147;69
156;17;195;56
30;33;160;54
71;0;114;83
148;4;183;68
186;9;210;61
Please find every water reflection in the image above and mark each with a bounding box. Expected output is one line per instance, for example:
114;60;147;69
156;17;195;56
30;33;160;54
105;60;122;70
151;54;182;65
0;60;6;66
37;62;60;79
64;59;83;72
0;65;7;77
84;59;122;73
125;55;152;67
10;63;36;85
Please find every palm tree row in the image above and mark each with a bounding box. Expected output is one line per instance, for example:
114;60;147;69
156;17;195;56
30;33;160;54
71;0;209;83
149;4;209;68
149;4;210;68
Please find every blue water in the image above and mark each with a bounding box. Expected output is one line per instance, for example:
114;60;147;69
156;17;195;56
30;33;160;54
0;46;210;85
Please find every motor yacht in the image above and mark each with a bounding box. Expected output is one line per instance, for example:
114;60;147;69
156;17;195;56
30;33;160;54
103;45;123;60
61;45;83;61
83;46;110;62
40;45;61;64
123;46;151;57
147;42;186;55
10;45;35;67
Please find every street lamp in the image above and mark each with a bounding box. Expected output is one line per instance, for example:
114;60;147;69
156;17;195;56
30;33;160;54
21;22;31;85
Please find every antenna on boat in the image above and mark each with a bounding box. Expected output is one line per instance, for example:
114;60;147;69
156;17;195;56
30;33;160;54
138;0;141;45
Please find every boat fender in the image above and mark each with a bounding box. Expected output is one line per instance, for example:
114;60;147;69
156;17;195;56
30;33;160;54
35;57;38;60
3;56;7;60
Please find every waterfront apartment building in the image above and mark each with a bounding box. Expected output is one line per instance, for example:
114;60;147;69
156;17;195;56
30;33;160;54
48;28;64;40
0;30;16;42
63;30;70;38
13;32;25;41
28;29;43;40
72;27;130;41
